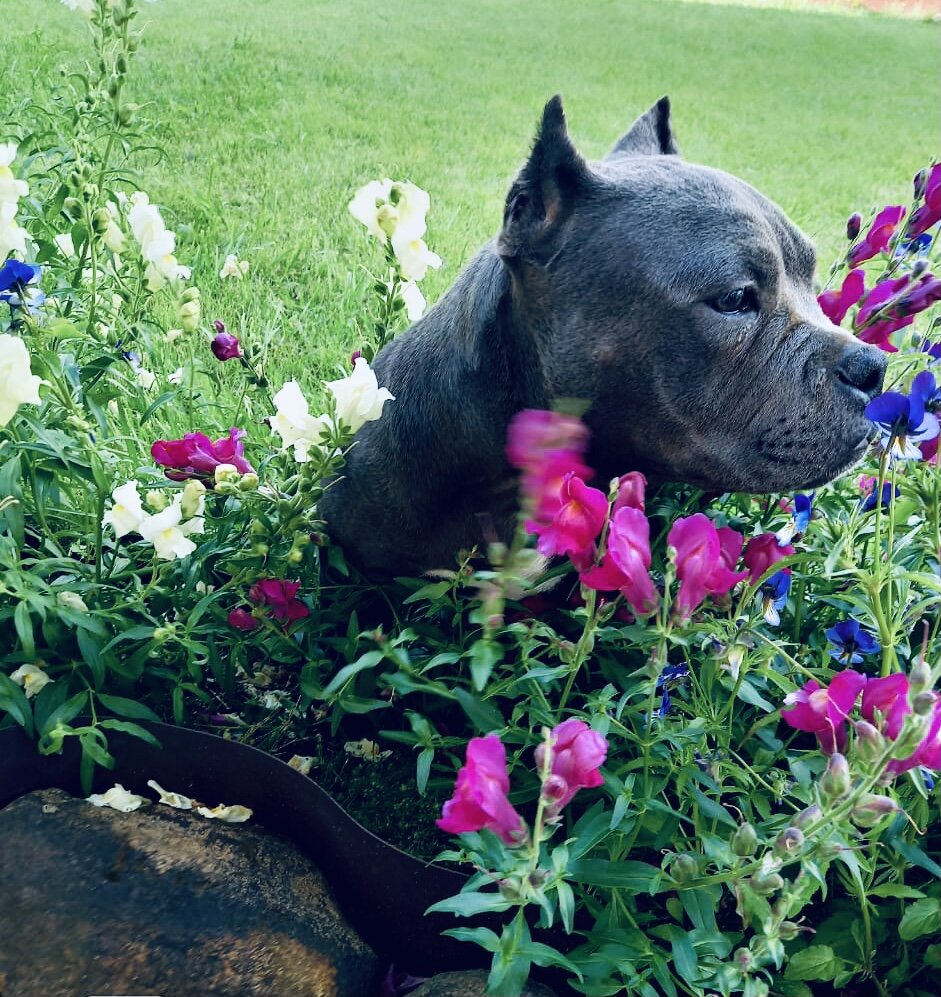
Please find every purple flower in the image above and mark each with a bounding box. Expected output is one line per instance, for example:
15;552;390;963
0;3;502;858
865;389;939;459
858;476;899;513
846;213;862;242
826;619;880;666
651;663;690;720
906;164;941;239
211;331;243;361
818;269;865;326
777;492;813;544
847;205;906;266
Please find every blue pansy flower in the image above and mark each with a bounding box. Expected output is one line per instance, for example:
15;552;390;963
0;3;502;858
895;232;933;259
650;663;690;720
0;260;44;312
860;480;899;513
921;339;941;362
760;569;790;627
865;389;939;459
911;370;941;411
777;492;813;545
825;618;880;665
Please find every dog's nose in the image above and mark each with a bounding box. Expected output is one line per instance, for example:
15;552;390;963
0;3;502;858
835;343;887;401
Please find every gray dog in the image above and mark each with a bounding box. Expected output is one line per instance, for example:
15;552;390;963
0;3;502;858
321;97;886;577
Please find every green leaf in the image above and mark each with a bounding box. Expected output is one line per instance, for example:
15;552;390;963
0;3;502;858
416;747;433;795
468;639;501;691
13;600;35;658
426;892;513;917
98;719;162;749
96;694;161;722
40;690;89;735
890;836;941;879
454;687;504;733
567;858;662;894
441;926;501;952
783;945;841;982
899;898;941;942
867;883;926;900
321;650;385;697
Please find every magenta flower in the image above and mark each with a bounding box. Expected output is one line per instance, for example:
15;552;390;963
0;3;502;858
151;428;255;483
847;205;906;266
527;472;607;569
535;719;607;816
211;331;243;361
906;163;941;239
743;533;795;584
227;607;260;631
612;471;647;513
890;696;941;774
668;514;748;619
716;526;745;572
248;578;310;622
436;735;526;844
861;673;911;739
781;670;867;754
853;275;913;351
580;506;658;616
506;409;589;470
817;269;866;326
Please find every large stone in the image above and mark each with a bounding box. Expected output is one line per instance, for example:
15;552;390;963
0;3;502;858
0;788;382;997
410;970;557;997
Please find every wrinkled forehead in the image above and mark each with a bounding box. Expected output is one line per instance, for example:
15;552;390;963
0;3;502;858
587;157;817;285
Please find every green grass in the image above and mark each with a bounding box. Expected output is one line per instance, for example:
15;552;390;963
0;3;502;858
3;0;938;390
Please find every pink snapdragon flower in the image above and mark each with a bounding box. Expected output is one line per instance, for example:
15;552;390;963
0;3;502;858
890;696;941;774
227;607;261;631
847;205;906;266
436;735;525;844
249;578;310;622
612;471;647;513
743;533;795;584
861;673;911;739
906;164;941;239
668;514;748;619
781;670;866;754
817;269;866;326
535;719;607;816
580;506;658;616
151;428;255;483
528;472;607;569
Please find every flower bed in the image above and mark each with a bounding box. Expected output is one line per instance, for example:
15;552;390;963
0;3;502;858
1;3;940;996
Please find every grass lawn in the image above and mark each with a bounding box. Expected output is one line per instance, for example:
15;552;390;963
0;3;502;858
3;0;938;393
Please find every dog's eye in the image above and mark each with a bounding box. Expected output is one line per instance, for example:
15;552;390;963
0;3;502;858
710;287;758;314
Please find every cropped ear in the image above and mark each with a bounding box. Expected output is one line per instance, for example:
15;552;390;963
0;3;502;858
606;96;679;159
498;95;588;264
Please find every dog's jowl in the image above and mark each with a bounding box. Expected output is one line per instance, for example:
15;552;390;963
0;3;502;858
321;97;887;577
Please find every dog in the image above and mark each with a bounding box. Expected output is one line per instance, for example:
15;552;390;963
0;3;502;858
320;96;887;578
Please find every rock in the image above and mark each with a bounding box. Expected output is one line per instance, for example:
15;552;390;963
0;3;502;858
409;969;557;997
0;788;382;997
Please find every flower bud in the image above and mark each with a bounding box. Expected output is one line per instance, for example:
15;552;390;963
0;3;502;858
145;489;168;512
730;822;759;857
850;793;899;828
541;774;568;805
820;752;851;800
107;77;120;99
213;463;240;485
914;168;928;199
669;853;699;883
181;479;206;519
81;183;99;202
92;207;111;234
779;921;802;941
846;213;862;241
63;196;82;220
774;827;804;855
749;871;784;895
211;331;243;361
238;472;259;492
792;804;822;829
733;948;753;972
286;548;304;565
498;877;524;903
179;298;201;333
909;658;932;694
115;53;128;75
854;720;885;760
57;591;89;612
913;691;936;716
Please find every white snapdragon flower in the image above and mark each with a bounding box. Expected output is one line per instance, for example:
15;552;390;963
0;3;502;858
128;192;190;291
0;143;29;204
168;367;184;385
54;233;76;258
399;280;426;321
9;663;53;699
0;334;44;428
219;253;250;279
86;784;147;812
102;481;148;537
348;179;395;243
138;495;204;561
103;201;127;254
393;236;442;283
57;591;89;612
327;357;394;434
0;201;27;262
271;380;331;463
136;367;156;390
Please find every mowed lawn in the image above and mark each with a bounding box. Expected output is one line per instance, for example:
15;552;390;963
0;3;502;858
2;0;938;390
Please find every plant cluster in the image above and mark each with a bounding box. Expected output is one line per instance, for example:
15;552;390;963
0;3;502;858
1;4;940;996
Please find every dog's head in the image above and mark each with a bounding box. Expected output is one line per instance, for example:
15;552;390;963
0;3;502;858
497;97;886;492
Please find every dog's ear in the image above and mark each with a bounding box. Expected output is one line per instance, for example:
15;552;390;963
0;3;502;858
606;96;679;159
498;95;588;263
